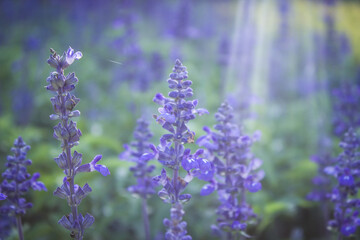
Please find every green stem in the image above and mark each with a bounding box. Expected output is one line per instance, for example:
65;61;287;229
59;72;81;240
16;215;24;240
142;198;151;240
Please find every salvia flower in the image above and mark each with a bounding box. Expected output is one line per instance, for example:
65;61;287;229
46;47;110;240
119;118;156;240
150;59;209;240
326;128;360;237
332;84;360;136
307;153;336;202
197;102;264;238
0;137;46;240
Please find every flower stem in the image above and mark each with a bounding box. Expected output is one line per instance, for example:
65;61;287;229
142;198;151;240
16;215;24;240
227;231;233;240
60;80;81;239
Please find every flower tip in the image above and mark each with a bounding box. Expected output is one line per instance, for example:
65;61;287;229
67;46;74;55
100;166;111;176
92;155;102;164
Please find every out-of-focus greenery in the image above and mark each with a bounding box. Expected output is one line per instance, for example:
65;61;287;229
0;0;360;239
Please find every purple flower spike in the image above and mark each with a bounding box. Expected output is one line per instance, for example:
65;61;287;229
150;59;209;239
323;128;360;237
119;118;156;240
197;102;263;237
1;137;46;239
46;47;107;239
119;118;156;199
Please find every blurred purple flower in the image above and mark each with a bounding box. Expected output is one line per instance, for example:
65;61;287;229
197;102;263;237
0;137;46;239
326;129;360;237
120;118;156;240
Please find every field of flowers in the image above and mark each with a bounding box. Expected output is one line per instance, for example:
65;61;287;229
0;0;360;239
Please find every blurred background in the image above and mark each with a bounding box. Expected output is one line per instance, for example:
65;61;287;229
0;0;360;239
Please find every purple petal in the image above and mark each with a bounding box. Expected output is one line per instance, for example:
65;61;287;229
232;221;246;230
198;169;214;181
253;130;262;141
153;93;165;105
140;153;154;161
0;193;7;200
245;181;262;193
338;175;354;186
162;122;175;133
74;51;83;60
200;184;215;196
198;158;211;171
119;144;131;160
67;47;74;56
194;149;204;156
161;168;167;179
32;181;47;191
250;158;262;170
91;155;102;164
76;155;110;176
82;213;94;229
196;108;209;116
94;164;110;176
341;224;356;236
179;194;191;202
324;166;336;175
161;113;176;124
182;157;199;171
58;215;72;230
53;187;67;199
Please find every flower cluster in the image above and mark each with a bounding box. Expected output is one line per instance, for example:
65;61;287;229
150;59;210;240
197;102;263;237
119;118;155;240
332;84;360;136
1;137;46;214
326;128;360;237
120;118;156;198
0;137;46;239
46;47;110;240
307;152;336;202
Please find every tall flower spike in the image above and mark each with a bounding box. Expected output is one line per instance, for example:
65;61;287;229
0;137;47;240
119;118;156;240
197;102;264;238
151;59;209;240
326;128;360;237
46;47;110;240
